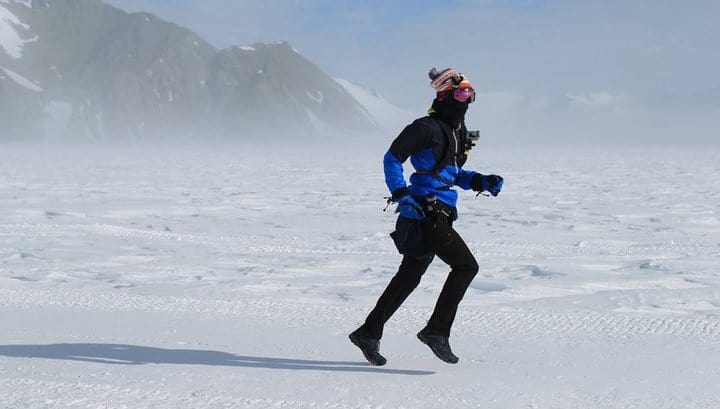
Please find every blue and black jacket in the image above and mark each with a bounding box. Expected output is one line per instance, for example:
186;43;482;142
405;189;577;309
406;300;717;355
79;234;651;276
384;116;478;210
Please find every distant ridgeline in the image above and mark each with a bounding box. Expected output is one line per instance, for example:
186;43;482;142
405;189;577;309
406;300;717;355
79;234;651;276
0;0;379;140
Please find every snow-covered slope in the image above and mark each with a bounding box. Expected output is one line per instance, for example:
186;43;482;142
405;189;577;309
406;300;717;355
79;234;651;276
0;1;45;139
335;78;414;132
0;0;29;59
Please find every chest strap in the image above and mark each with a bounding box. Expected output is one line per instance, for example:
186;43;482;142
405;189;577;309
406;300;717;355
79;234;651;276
413;118;458;186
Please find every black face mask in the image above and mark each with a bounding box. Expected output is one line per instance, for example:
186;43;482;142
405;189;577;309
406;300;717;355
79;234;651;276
430;95;469;128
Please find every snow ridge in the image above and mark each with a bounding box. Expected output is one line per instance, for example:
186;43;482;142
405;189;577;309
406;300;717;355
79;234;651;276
3;287;720;341
334;77;413;131
0;66;43;91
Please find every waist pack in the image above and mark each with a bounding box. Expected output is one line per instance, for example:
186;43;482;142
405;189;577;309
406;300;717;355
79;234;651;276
389;197;456;258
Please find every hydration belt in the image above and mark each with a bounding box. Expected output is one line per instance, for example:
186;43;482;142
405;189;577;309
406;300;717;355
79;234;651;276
418;195;456;223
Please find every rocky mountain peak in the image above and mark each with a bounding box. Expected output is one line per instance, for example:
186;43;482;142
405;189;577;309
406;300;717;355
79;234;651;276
1;0;378;140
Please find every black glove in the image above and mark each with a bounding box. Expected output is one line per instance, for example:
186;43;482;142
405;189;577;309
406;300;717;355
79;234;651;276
471;174;504;196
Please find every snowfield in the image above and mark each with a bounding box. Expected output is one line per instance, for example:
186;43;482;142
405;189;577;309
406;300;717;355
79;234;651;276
1;141;719;408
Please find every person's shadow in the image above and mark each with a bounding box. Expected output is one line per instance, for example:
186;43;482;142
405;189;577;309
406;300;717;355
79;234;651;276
0;343;434;375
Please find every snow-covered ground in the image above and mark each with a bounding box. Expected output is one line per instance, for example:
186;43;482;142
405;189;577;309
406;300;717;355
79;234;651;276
1;141;719;408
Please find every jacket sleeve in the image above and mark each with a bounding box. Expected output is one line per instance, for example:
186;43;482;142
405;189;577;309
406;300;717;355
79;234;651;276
454;168;478;190
383;150;407;196
383;120;433;196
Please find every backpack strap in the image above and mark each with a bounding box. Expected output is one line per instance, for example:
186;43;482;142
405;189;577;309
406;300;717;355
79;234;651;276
413;117;458;187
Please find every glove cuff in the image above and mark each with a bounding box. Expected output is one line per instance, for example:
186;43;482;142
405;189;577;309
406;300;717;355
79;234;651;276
391;187;411;201
470;174;485;191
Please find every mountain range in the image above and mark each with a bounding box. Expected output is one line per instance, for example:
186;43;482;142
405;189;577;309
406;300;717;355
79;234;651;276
1;0;405;141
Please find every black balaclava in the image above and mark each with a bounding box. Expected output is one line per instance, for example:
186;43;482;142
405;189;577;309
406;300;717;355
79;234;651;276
430;94;469;128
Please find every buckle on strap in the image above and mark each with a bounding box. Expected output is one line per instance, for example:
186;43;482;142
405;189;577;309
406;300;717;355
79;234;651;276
423;196;454;219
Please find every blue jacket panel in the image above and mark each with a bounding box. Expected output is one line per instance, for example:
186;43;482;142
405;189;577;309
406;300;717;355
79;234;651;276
383;150;406;193
384;116;478;208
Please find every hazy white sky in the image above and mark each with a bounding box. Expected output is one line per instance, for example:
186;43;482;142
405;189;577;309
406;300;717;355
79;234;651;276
105;0;719;144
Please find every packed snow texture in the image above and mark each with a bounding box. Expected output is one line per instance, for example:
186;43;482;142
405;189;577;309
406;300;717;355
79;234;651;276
1;142;719;408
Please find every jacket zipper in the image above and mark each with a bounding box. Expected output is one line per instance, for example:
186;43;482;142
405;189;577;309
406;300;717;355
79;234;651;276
451;129;458;167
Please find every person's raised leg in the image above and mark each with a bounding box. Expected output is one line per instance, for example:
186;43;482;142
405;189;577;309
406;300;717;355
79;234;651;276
350;255;433;365
359;255;433;338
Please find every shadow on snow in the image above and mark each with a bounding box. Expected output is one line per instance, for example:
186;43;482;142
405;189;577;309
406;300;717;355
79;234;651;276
0;343;434;375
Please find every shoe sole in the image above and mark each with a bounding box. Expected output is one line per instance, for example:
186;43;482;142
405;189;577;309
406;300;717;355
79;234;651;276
417;332;459;364
349;334;387;366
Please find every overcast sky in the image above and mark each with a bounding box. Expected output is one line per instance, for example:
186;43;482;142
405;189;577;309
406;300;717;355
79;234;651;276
105;0;719;144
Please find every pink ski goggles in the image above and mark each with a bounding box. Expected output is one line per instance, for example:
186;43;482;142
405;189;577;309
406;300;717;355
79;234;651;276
453;86;476;103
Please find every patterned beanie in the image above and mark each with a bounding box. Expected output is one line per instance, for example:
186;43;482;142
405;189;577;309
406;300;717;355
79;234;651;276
428;68;473;92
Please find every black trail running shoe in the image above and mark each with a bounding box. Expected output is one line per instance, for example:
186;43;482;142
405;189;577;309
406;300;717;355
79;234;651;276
417;328;459;364
349;329;387;366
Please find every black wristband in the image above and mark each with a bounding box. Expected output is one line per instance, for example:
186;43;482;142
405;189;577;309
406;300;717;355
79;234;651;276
471;174;484;191
391;187;411;201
